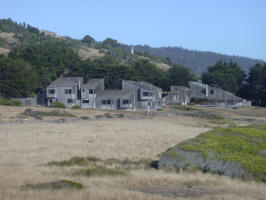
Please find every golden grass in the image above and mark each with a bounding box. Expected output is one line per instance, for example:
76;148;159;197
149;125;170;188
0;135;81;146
0;105;266;200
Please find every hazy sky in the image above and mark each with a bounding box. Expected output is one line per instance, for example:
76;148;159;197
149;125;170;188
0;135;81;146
1;0;265;60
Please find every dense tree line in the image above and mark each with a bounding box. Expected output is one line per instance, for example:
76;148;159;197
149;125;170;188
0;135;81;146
201;61;266;106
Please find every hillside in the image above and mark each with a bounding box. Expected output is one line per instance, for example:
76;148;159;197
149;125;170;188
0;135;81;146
1;18;264;76
134;45;264;75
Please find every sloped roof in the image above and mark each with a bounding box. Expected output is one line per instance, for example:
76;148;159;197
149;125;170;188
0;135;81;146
82;78;103;89
188;81;207;89
123;80;161;90
48;77;82;87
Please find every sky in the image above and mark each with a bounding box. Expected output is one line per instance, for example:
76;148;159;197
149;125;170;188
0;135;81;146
1;0;265;60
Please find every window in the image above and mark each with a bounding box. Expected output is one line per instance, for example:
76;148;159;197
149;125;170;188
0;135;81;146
82;99;89;103
49;89;55;94
143;92;149;96
122;100;129;104
210;90;214;94
89;89;94;94
82;89;85;92
67;99;73;103
65;89;72;94
102;99;112;105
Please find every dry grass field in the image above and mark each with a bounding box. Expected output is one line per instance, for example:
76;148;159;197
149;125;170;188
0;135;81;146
0;105;266;200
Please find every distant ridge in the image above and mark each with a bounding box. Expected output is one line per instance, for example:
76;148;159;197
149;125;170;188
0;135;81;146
134;45;264;76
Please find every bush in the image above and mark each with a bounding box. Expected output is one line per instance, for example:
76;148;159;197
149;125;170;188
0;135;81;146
49;101;66;108
71;105;80;109
0;98;9;105
74;167;127;177
21;180;83;190
9;99;21;106
22;109;76;119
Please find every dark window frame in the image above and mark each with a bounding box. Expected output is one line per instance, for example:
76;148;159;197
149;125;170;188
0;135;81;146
122;99;129;104
67;99;74;103
65;89;72;94
82;99;89;103
49;89;55;94
89;89;94;94
143;92;149;97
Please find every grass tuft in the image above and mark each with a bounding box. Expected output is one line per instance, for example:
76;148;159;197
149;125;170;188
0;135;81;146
21;180;83;190
22;108;76;119
74;167;127;177
47;156;101;166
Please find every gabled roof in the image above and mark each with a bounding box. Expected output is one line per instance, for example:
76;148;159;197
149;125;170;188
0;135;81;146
123;80;161;90
82;78;104;89
188;81;207;89
47;77;83;87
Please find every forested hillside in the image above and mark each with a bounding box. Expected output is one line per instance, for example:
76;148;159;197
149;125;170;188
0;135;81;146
0;18;265;106
133;45;264;76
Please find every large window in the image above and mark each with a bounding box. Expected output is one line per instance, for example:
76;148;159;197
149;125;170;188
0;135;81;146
49;89;55;94
82;99;89;103
89;89;94;94
102;99;112;105
143;92;149;96
65;89;72;94
67;99;73;103
122;100;129;104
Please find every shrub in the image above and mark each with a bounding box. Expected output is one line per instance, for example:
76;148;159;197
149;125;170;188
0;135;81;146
71;105;80;109
22;109;76;119
21;180;83;190
74;167;127;177
49;101;66;108
9;99;21;106
0;98;9;105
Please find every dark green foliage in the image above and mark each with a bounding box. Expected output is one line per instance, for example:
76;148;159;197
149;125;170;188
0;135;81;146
244;63;266;107
8;99;21;106
201;60;246;93
0;55;38;98
174;105;196;111
101;38;120;49
0;98;9;105
21;180;83;190
49;101;66;108
71;105;80;109
9;39;81;92
81;35;97;48
47;156;101;166
22;108;76;118
166;64;196;89
74;167;127;177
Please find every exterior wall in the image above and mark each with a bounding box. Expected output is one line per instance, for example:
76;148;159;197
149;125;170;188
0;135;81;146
11;97;37;107
95;97;118;110
122;80;162;111
47;86;79;108
81;79;104;109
